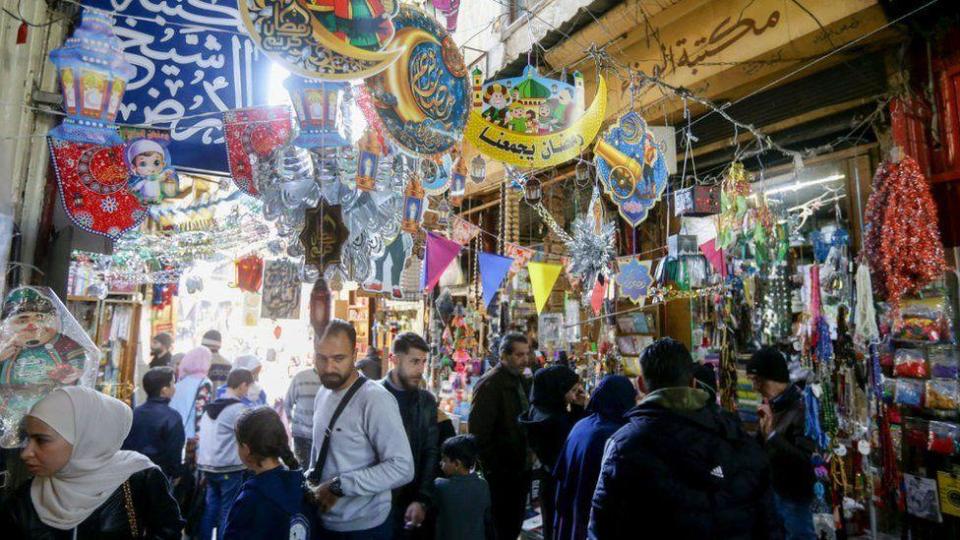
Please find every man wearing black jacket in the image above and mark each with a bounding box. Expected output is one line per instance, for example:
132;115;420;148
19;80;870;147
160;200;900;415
748;347;816;540
590;338;782;539
381;332;439;538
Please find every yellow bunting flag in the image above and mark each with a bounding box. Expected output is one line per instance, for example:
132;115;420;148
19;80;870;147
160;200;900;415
527;262;563;314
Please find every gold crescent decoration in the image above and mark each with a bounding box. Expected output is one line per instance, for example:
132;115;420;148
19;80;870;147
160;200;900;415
365;5;470;156
464;75;607;168
239;0;402;81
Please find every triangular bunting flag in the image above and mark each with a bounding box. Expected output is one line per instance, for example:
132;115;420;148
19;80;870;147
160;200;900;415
527;261;563;314
700;239;727;278
450;216;482;245
422;231;463;291
591;279;607;315
505;242;535;276
478;252;514;308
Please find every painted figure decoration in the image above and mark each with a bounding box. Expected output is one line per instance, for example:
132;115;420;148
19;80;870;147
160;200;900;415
125;138;181;204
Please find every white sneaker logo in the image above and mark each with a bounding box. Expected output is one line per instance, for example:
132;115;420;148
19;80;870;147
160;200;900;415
710;466;724;479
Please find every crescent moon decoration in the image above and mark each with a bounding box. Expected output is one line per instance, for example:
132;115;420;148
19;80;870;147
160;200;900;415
365;5;470;157
593;111;669;227
239;0;402;81
464;67;607;169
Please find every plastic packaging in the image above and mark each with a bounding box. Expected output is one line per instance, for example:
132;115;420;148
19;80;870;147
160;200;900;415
904;416;929;448
893;296;955;343
882;376;896;404
895;379;925;408
927;421;959;455
893;348;929;378
927;345;959;379
925;379;960;410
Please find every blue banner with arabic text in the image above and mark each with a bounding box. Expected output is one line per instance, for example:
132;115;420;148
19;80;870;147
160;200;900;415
83;0;273;174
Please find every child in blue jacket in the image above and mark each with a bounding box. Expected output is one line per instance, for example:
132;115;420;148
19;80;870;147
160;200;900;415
223;407;314;540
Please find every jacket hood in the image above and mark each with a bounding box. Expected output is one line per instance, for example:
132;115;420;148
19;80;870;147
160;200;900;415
586;375;637;420
204;397;241;420
248;467;306;514
629;387;742;441
638;387;710;412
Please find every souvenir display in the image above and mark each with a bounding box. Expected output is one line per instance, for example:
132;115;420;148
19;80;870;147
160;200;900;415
594;112;669;226
0;287;99;447
239;0;403;80
366;5;469;156
466;65;607;168
260;259;302;320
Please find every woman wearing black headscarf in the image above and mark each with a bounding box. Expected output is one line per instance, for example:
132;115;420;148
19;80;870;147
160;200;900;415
519;365;586;540
552;375;637;540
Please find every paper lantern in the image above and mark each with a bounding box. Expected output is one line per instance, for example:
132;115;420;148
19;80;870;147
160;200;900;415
284;76;350;149
48;9;135;145
355;129;383;192
470;154;486;183
450;155;467;205
401;174;425;233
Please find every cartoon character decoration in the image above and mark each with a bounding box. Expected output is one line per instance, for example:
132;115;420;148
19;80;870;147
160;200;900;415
594;112;669;227
466;65;606;168
366;5;469;156
0;287;98;447
125;138;180;204
239;0;403;80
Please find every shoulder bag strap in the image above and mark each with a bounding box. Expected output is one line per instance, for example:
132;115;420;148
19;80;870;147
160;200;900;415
121;480;139;538
307;375;367;484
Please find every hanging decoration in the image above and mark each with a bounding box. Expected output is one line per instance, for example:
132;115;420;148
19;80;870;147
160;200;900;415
465;65;607;168
478;252;514;309
48;9;135;145
528;261;563;314
235;254;264;294
504;242;535;277
450;216;481;246
864;156;946;311
564;187;617;297
260;259;302;320
716;162;751;250
366;5;470;156
48;138;146;241
594;111;669;226
431;0;461;31
450;154;468;205
469;153;486;183
402;174;426;233
422;232;463;292
285;78;352;149
421;155;453;194
299;202;350;274
362;234;411;298
616;257;653;304
223;106;293;196
238;0;402;81
124;137;181;205
356;129;385;192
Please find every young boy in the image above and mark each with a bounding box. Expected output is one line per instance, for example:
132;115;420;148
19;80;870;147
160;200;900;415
434;434;494;540
197;368;253;540
122;366;184;480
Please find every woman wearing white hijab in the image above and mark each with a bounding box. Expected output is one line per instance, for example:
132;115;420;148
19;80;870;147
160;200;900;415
0;386;184;539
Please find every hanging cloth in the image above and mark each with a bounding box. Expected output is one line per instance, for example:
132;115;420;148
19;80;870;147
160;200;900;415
853;263;879;346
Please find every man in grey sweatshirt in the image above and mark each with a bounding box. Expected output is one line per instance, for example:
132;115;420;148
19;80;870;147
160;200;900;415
308;319;414;539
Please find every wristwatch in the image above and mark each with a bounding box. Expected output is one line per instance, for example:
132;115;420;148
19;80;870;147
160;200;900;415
328;477;344;497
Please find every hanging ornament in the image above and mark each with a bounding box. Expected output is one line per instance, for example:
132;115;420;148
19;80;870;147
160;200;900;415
465;65;607;168
123;137;183;205
449;154;468;205
431;0;461;32
523;176;543;205
299;202;350;273
223;105;293;196
355;128;384;192
470;153;486;183
285;77;351;149
402;173;426;233
366;5;469;156
565;187;617;298
594;112;669;227
48;9;135;145
238;0;402;81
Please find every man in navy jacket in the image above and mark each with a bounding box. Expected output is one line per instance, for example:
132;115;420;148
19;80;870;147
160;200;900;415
123;366;186;480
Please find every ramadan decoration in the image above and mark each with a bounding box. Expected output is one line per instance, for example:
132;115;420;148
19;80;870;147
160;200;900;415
594;112;669;227
299;201;349;274
239;0;402;80
565;187;617;298
402;174;426;233
465;65;607;168
223;105;294;196
48;9;135;145
366;5;470;156
285;77;351;149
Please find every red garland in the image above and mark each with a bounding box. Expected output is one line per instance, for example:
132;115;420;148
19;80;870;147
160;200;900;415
354;85;387;149
863;156;945;311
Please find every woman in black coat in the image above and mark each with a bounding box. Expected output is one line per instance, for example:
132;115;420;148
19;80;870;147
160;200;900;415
519;365;586;540
1;387;184;539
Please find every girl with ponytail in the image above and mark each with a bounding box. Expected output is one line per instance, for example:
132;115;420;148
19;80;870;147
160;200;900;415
223;407;315;539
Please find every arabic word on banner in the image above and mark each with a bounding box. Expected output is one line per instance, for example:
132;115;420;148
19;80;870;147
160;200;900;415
84;0;273;175
366;5;469;157
260;259;302;320
594;112;669;227
465;66;607;168
616;257;653;304
299;202;349;272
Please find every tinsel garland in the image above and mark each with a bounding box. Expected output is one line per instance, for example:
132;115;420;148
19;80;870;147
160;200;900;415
863;156;945;310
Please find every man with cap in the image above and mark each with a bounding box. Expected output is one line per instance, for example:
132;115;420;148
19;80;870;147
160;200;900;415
747;347;816;540
150;332;174;368
215;354;267;406
202;329;231;389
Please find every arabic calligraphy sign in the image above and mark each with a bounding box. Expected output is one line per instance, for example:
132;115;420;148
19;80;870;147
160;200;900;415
465;76;607;168
84;0;272;175
616;257;653;304
299;202;349;272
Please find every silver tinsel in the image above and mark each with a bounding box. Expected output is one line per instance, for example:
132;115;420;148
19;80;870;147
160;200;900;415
564;187;616;297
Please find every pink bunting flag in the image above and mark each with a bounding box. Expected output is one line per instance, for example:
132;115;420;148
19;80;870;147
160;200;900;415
504;242;535;276
450;216;481;246
422;231;463;291
699;239;727;278
591;279;606;316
